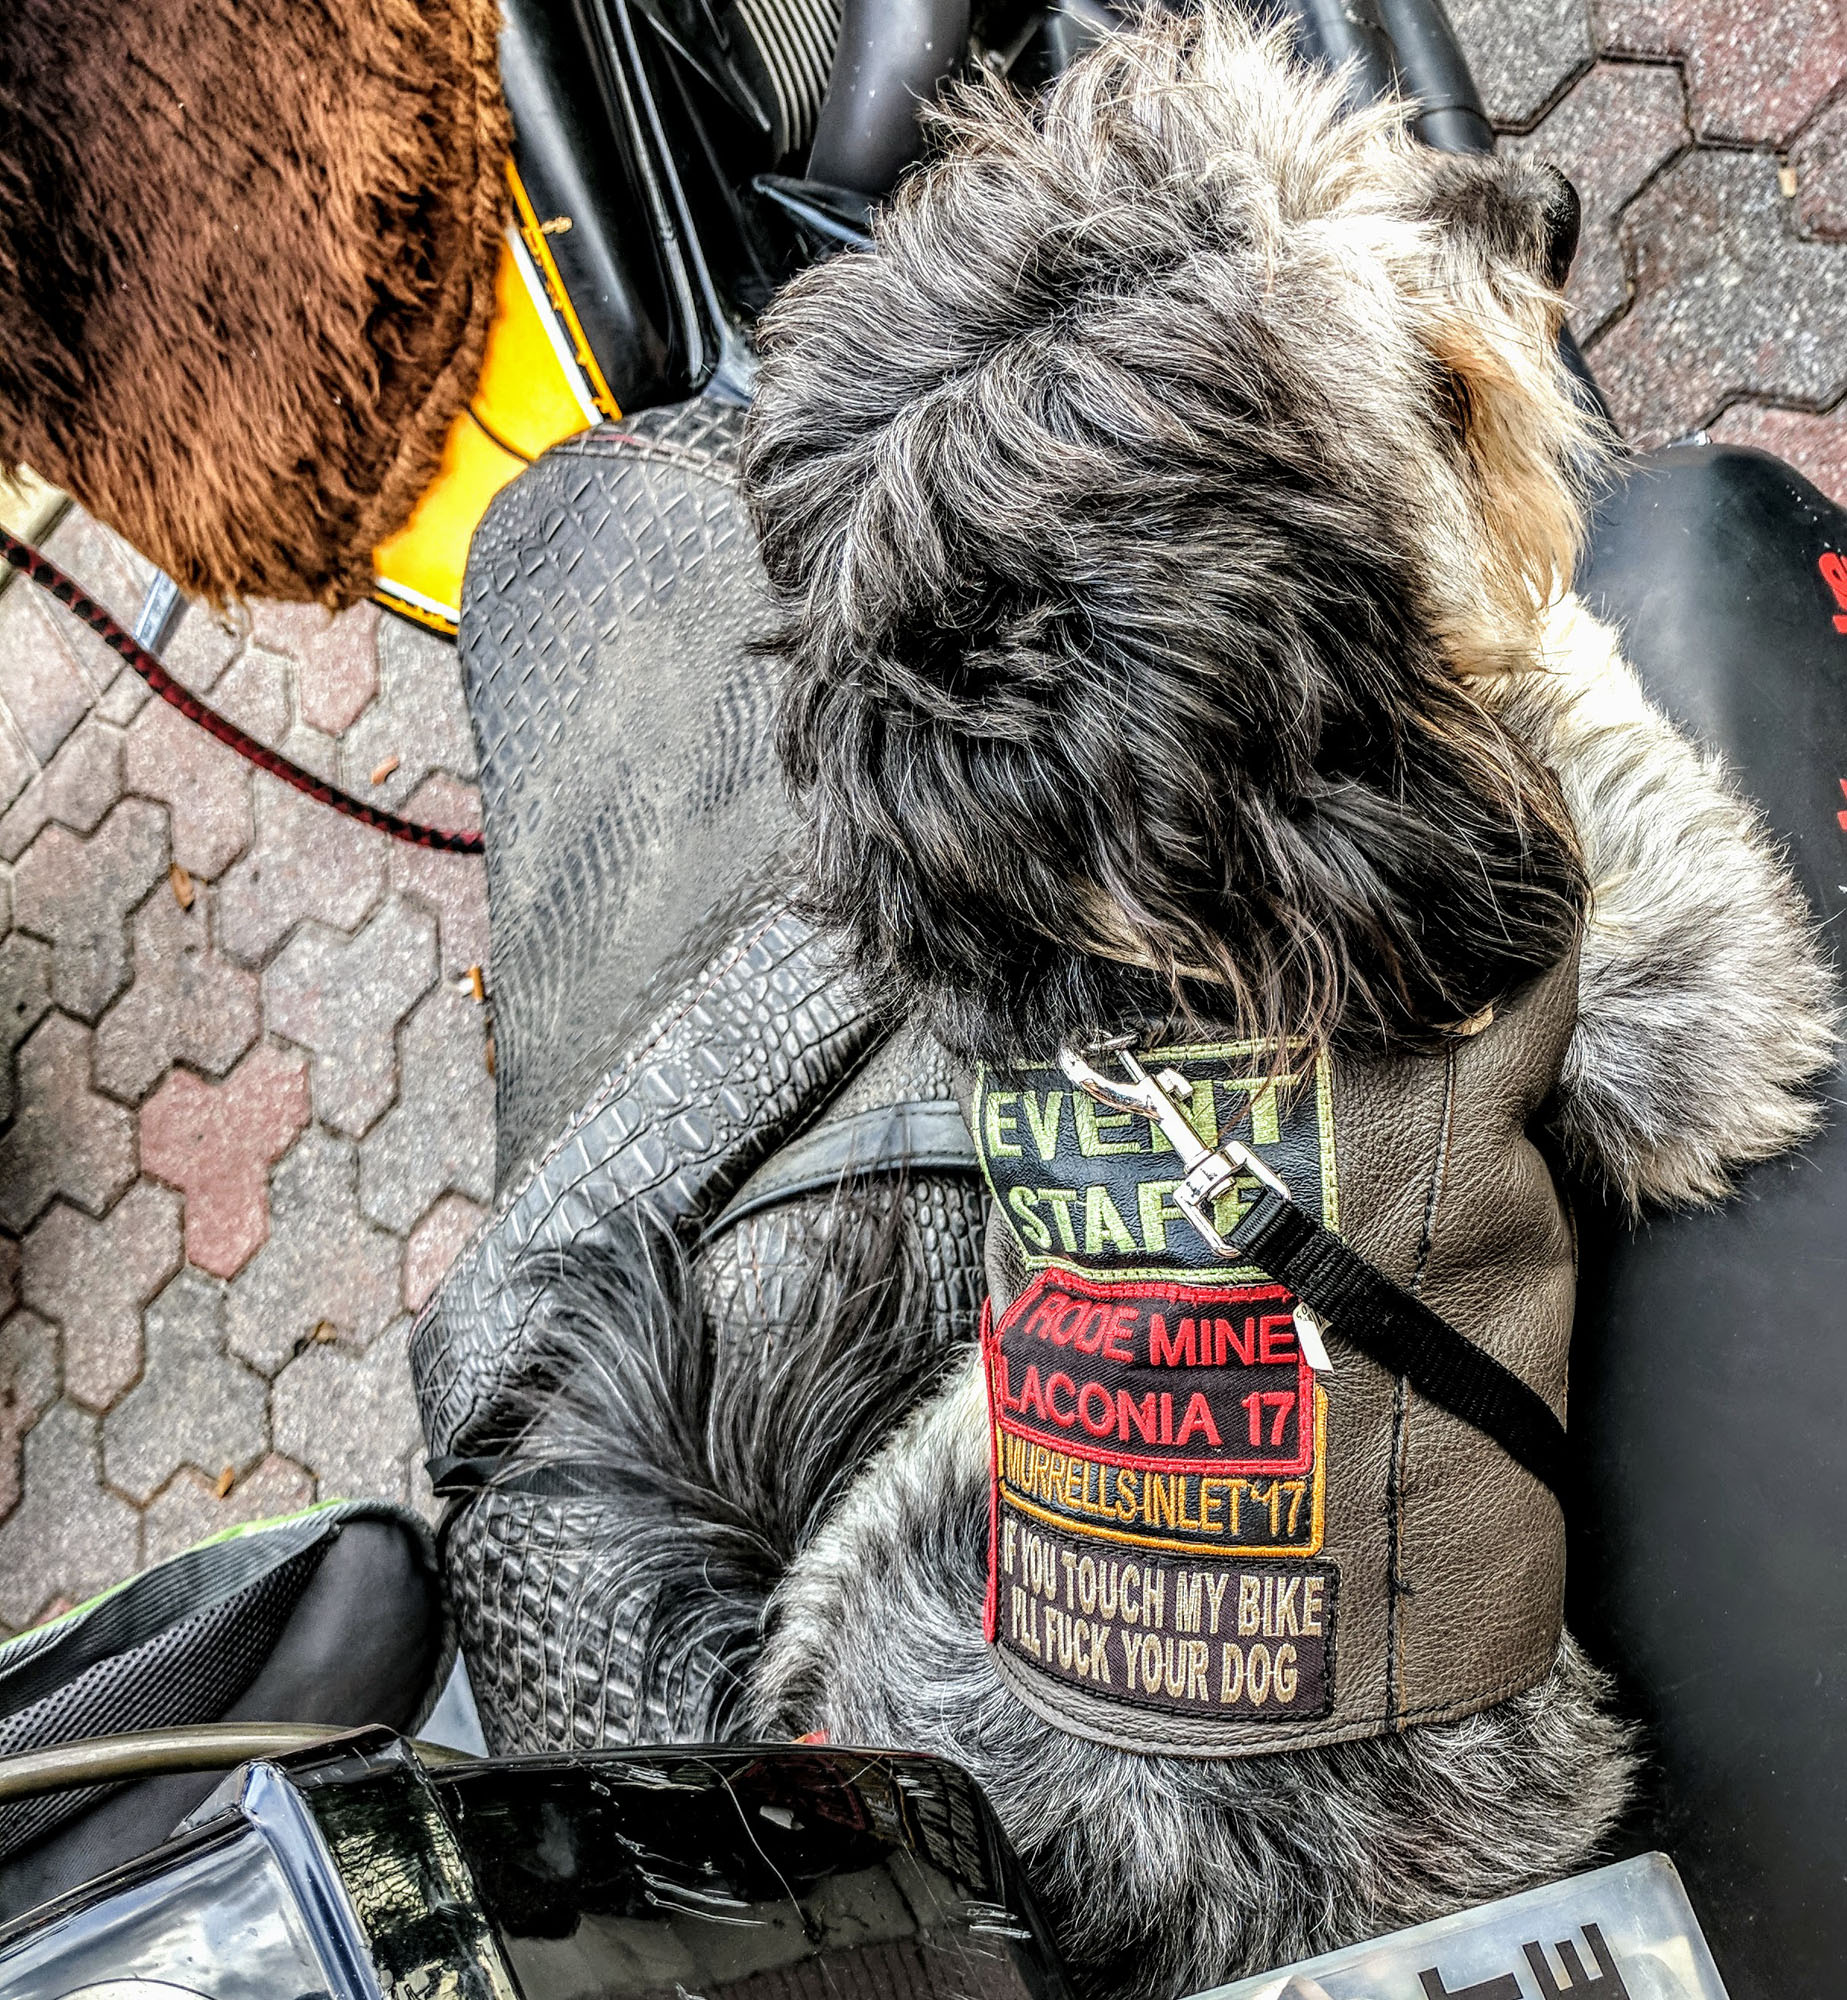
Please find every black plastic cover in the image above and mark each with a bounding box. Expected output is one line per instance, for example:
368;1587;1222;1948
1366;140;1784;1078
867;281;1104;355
1571;444;1847;2000
0;1511;445;1924
498;0;685;409
433;1747;1073;2000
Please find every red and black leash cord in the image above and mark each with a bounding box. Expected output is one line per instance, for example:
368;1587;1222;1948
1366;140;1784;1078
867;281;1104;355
0;529;485;856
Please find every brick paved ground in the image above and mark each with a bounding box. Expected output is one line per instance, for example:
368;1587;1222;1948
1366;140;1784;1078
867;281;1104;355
1452;0;1847;497
0;509;491;1633
2;0;1844;1637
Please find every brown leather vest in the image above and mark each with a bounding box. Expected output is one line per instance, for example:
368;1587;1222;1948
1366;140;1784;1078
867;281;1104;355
966;948;1578;1757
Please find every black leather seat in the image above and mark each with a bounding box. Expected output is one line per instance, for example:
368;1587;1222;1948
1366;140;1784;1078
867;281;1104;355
412;402;985;1752
1571;443;1847;2000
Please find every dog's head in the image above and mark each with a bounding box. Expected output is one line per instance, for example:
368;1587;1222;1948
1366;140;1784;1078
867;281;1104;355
743;8;1599;1063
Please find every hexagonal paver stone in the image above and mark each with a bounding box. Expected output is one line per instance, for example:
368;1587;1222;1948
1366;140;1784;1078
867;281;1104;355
1510;62;1690;340
95;668;152;728
244;602;325;658
41;508;156;635
0;715;124;863
245;596;382;738
154;601;243;698
0;931;53;1126
272;1317;423;1505
103;1270;267;1504
388;776;489;979
12;799;171;1021
291;602;381;738
21;1183;183;1410
1448;0;1592;131
206;642;290;748
0;1311;58;1521
141;1453;315;1569
94;885;261;1103
1597;149;1847;446
359;985;494;1233
278;723;339;786
122;697;254;882
140;1045;311;1278
1595;0;1847;144
0;714;36;827
226;1129;402;1374
216;772;387;966
337;614;478;811
263;896;437;1137
0;1015;136;1230
0;586;97;769
0;728;35;828
1793;97;1847;240
403;1193;487;1312
0;1401;140;1629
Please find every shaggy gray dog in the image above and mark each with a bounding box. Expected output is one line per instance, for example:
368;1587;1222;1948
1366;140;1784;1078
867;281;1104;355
746;13;1602;1068
507;12;1835;1998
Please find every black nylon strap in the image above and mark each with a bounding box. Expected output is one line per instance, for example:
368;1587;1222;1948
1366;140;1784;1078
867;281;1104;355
1234;1185;1568;1508
425;1455;613;1499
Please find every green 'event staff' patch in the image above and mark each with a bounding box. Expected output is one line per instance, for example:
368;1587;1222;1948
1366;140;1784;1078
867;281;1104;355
972;1043;1337;1279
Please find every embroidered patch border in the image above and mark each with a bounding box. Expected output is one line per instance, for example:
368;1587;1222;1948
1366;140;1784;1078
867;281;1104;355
994;1391;1329;1561
989;1267;1315;1476
991;1501;1339;1722
975;1038;1344;1725
971;1039;1338;1283
982;1277;1329;1567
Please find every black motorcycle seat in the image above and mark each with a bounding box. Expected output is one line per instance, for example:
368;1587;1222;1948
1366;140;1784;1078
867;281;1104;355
413;401;984;1749
1571;443;1847;2000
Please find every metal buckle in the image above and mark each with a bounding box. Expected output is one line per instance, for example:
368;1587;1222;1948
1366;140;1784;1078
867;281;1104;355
1056;1040;1334;1373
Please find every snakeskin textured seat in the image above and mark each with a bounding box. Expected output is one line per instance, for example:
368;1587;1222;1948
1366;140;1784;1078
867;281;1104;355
411;401;985;1752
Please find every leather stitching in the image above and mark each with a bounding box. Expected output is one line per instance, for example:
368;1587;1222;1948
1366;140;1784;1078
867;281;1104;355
1387;1046;1458;1723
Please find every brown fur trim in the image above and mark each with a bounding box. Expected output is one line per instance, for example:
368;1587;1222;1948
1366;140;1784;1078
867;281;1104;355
0;0;511;606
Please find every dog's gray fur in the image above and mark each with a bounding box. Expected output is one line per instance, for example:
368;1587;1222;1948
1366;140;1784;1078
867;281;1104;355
735;609;1836;2000
742;9;1601;1068
732;14;1833;1994
751;1359;1636;2000
1505;599;1838;1208
483;1193;960;1743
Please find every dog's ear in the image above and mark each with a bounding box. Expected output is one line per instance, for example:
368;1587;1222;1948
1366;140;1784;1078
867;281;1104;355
1402;153;1600;675
1538;166;1583;289
1421;153;1583;293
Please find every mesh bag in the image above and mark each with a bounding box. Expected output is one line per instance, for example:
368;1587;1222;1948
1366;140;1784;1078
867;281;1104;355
0;1499;446;1864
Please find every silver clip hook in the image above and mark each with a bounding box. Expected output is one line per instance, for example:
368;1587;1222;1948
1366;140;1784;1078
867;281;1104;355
1055;1042;1333;1373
